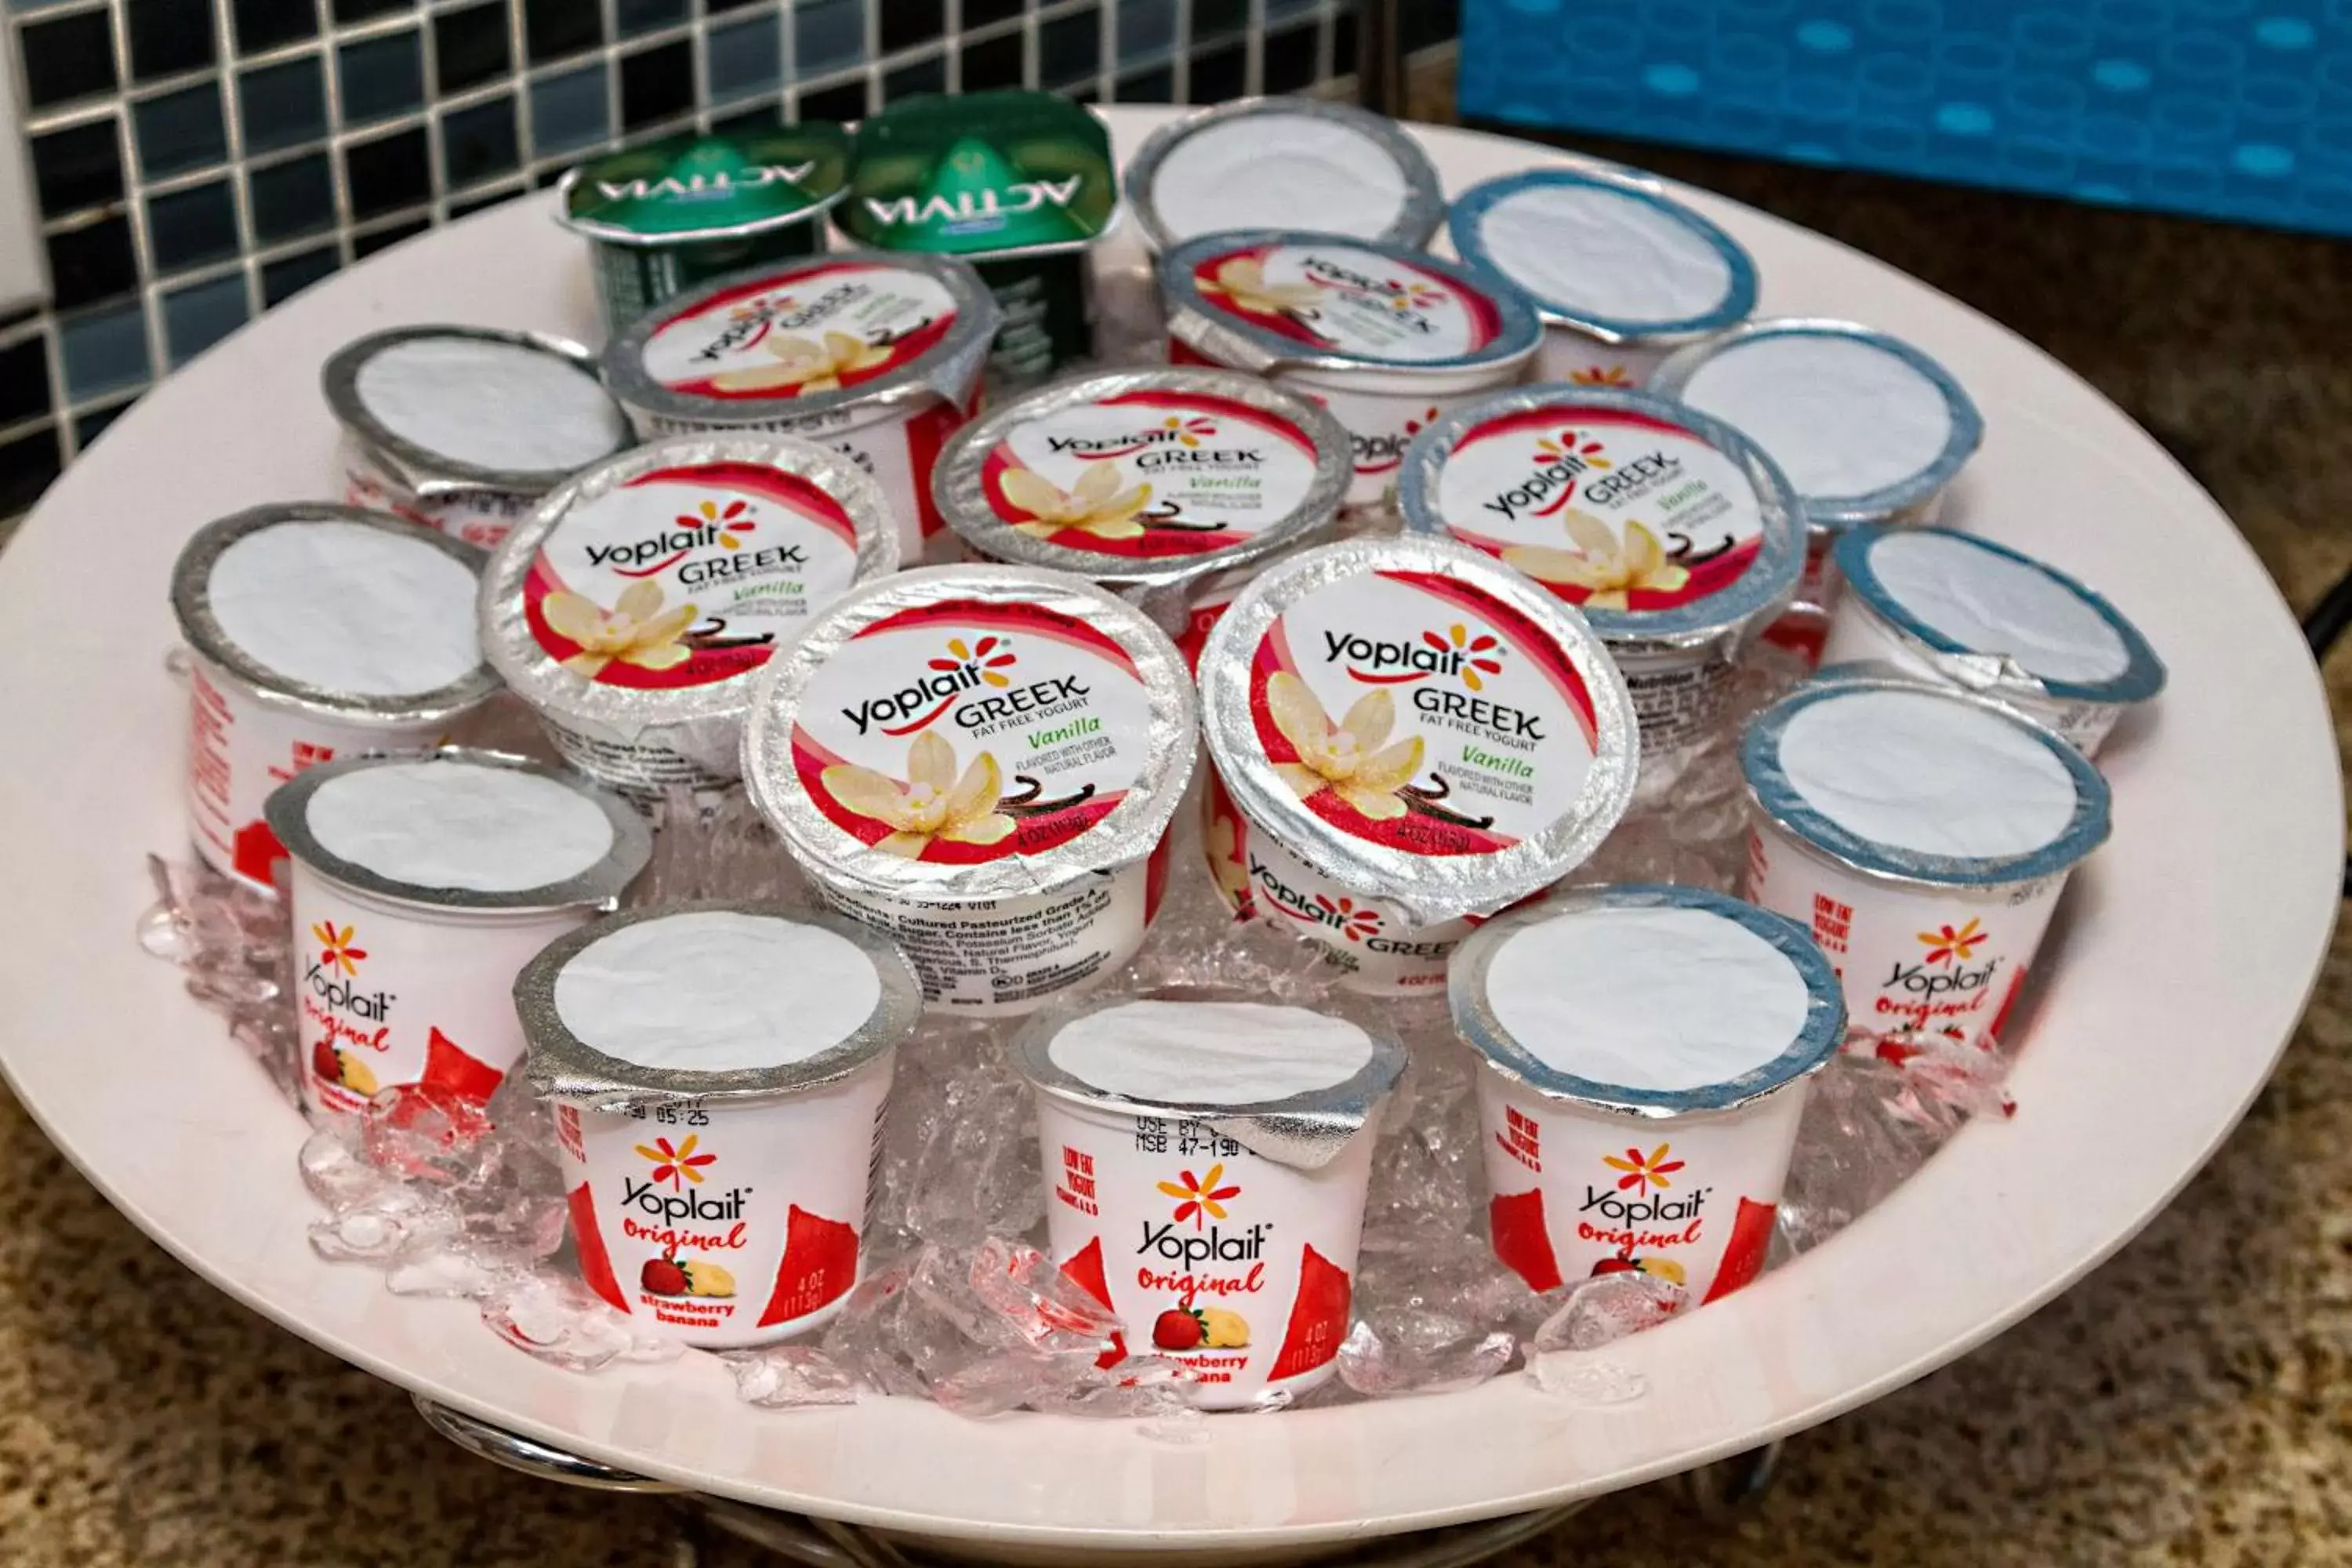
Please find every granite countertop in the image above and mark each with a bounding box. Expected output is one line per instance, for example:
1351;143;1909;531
4;114;2349;1568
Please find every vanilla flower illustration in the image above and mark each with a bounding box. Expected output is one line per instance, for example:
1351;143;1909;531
822;731;1016;858
1200;256;1323;317
710;329;892;394
998;463;1153;541
1265;673;1424;821
1502;510;1690;611
541;580;697;678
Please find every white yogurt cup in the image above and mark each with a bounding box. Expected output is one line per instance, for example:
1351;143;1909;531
324;325;635;550
1823;526;2166;756
1398;384;1805;760
479;433;898;802
1450;884;1844;1303
265;748;649;1118
1445;168;1758;389
1197;536;1639;995
170;504;502;894
1740;674;2112;1051
742;564;1198;1015
1652;319;1985;615
1123;97;1446;256
517;903;919;1348
601;253;1000;560
931;367;1352;635
1159;230;1542;510
1012;992;1407;1410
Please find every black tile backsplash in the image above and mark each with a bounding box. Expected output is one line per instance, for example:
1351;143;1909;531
883;53;947;101
147;180;241;272
1190;37;1246;102
1039;7;1098;87
0;339;49;428
337;31;425;126
21;11;118;111
125;0;216;82
880;0;946;56
132;84;228;179
260;245;340;306
443;96;521;188
524;0;604;66
31;118;123;218
46;214;140;311
620;38;695;129
247;153;336;241
237;56;327;154
230;0;317;56
961;30;1025;93
343;125;431;220
434;3;511;95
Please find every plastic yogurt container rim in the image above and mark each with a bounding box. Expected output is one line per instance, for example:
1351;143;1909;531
171;502;500;725
1650;318;1986;528
321;325;631;497
1010;986;1409;1171
1834;524;2168;706
1741;671;2113;890
554;124;851;248
517;899;922;1112
1122;96;1447;255
931;367;1353;592
1159;227;1544;377
479;432;898;742
741;563;1200;904
1396;383;1807;652
1450;883;1847;1118
601;251;1000;428
1197;535;1641;925
263;746;652;915
1445;167;1758;346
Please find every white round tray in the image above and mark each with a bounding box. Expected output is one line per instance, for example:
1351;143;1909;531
0;107;2336;1563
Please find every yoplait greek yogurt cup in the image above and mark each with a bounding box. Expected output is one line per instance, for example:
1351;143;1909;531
1159;229;1543;510
265;747;649;1118
480;432;899;803
1123;96;1446;256
931;367;1351;633
1398;383;1804;761
1740;673;2111;1052
556;122;851;332
517;902;919;1348
171;503;502;894
742;564;1199;1015
1652;318;1985;617
601;252;1000;561
325;325;635;550
1450;884;1844;1305
1445;167;1758;389
1197;535;1639;994
1012;990;1407;1410
1822;526;2165;756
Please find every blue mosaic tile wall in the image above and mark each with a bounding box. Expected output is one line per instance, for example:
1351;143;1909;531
1458;0;2352;238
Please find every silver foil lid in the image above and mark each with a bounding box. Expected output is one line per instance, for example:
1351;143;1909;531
321;325;633;499
480;433;898;750
601;251;1000;430
1196;535;1639;928
931;367;1352;594
1159;228;1543;377
1449;883;1846;1121
741;563;1200;904
264;746;651;915
1396;383;1806;656
171;502;501;725
1123;96;1446;255
1009;988;1409;1171
517;900;922;1112
1650;318;1985;530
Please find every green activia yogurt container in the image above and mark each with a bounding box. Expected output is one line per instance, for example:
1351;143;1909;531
558;123;851;332
834;90;1118;393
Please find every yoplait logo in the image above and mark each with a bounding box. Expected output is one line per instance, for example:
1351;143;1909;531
1299;253;1446;335
622;1134;754;1226
1479;430;1613;524
1044;414;1218;460
304;920;393;1020
688;282;862;363
1578;1142;1710;1229
583;497;764;578
1323;621;1505;691
1250;851;1384;942
1877;918;2003;1008
840;634;1017;737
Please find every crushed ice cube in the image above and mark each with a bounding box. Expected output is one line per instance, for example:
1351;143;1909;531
480;1271;681;1372
724;1345;862;1409
1531;1270;1687;1356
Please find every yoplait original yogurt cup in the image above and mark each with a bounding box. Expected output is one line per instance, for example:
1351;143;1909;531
518;902;920;1348
479;433;898;803
1445;167;1758;389
171;503;502;894
1197;535;1639;994
1398;383;1804;762
1823;526;2165;756
1012;991;1407;1410
601;252;1000;561
742;564;1198;1015
1159;229;1543;510
1450;884;1844;1305
931;367;1352;634
324;325;636;550
1123;96;1446;256
265;748;649;1118
1740;673;2112;1052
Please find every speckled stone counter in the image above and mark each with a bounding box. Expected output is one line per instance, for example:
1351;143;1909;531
4;103;2349;1568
